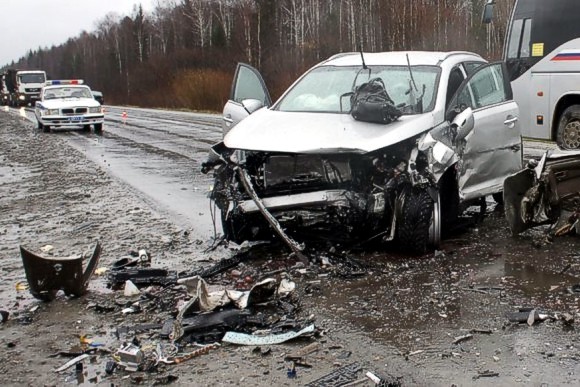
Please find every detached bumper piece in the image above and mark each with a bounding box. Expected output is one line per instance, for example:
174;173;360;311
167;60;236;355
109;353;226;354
19;241;101;301
107;268;178;289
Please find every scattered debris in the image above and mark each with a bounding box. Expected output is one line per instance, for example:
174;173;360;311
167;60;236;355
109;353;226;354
116;343;144;372
0;310;8;323
222;324;315;345
20;241;101;301
123;280;141;297
453;334;473;345
286;342;321;360
108;268;177;289
305;362;362;387
54;354;90;373
506;309;554;324
472;370;499;380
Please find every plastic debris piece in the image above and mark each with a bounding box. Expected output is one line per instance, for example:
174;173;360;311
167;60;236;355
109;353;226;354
54;354;89;373
0;310;9;323
222;324;315;346
20;241;101;301
124;280;141;297
286;342;320;360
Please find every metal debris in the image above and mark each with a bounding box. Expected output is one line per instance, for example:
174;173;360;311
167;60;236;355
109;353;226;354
222;324;315;345
305;362;362;387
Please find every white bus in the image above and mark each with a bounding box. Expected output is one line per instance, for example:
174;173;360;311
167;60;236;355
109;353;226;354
484;0;580;149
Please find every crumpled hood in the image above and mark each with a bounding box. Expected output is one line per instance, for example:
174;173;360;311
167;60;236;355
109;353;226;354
224;108;436;154
39;98;100;109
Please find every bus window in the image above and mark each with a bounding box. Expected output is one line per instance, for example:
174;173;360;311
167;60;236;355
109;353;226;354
507;19;524;59
507;18;532;59
520;19;532;58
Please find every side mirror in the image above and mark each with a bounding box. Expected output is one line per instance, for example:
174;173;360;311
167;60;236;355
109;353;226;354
482;0;495;24
242;98;265;114
452;107;474;141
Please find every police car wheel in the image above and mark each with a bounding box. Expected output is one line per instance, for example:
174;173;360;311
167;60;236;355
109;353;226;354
83;125;91;132
557;105;580;150
43;125;50;133
94;123;103;133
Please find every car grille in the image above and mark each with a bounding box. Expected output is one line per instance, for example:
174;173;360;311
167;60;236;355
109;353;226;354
262;154;352;194
62;108;88;115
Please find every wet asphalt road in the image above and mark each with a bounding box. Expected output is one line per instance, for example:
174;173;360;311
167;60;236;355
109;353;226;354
21;106;223;241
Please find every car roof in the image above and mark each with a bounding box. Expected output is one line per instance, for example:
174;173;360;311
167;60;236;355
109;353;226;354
322;51;483;67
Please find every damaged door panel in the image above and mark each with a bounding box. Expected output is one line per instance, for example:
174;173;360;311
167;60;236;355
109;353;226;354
203;54;523;254
504;151;580;234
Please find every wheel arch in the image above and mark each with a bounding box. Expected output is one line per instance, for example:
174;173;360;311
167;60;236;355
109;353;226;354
551;93;580;141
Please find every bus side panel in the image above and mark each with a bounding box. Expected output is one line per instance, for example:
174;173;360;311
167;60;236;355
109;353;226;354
511;72;534;138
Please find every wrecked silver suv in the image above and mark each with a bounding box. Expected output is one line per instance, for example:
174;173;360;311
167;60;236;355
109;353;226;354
203;52;523;253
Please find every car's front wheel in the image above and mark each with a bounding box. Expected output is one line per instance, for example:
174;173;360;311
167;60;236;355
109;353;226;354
43;125;50;133
398;187;440;254
94;123;103;133
83;125;91;132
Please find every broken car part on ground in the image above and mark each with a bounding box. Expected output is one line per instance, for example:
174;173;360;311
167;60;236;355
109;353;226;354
504;150;580;236
203;52;522;254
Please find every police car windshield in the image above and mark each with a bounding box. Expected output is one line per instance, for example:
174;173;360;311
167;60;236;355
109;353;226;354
44;87;93;100
276;65;441;114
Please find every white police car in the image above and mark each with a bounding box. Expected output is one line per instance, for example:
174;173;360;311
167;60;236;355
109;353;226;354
35;80;104;133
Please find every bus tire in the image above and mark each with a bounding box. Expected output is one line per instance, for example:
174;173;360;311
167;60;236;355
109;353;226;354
557;105;580;149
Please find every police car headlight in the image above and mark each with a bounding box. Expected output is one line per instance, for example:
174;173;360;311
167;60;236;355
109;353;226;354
89;107;101;113
42;109;59;116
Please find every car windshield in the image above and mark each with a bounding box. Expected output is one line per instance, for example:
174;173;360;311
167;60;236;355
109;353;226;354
44;87;93;100
277;65;441;115
19;74;46;83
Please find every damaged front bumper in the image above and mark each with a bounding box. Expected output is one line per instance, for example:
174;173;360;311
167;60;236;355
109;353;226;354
238;189;355;214
504;151;580;234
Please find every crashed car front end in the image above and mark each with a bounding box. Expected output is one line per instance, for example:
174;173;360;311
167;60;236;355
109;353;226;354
204;127;447;248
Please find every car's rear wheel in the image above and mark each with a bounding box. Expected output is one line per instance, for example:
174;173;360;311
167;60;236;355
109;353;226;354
398;187;439;254
557;105;580;149
94;123;103;133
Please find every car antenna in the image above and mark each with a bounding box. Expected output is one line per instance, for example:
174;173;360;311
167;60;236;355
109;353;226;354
359;44;368;70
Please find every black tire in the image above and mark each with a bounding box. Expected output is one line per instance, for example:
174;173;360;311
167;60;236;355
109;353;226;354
94;123;103;133
556;105;580;149
221;211;254;244
83;124;91;132
398;187;434;254
43;125;50;133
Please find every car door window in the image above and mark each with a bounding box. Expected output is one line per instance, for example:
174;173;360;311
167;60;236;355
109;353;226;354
446;67;465;108
232;65;271;106
455;63;508;110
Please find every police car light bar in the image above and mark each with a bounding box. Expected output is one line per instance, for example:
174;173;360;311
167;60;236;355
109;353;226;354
46;80;84;86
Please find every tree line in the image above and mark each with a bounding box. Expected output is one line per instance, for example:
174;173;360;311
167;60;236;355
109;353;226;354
7;0;515;111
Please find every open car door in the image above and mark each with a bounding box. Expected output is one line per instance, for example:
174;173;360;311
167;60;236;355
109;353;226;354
447;62;523;201
222;63;271;137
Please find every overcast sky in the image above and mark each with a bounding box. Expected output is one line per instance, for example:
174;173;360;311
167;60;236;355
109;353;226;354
0;0;155;66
